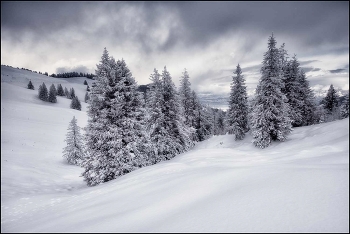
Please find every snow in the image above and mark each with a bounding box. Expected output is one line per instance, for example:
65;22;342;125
1;65;349;232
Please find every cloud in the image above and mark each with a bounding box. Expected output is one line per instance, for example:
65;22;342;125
329;69;346;74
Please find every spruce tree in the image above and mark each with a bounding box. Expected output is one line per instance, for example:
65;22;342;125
146;66;193;162
62;116;85;165
48;84;57;103
64;87;70;98
250;34;292;148
84;92;89;103
38;82;48;101
57;84;65;96
226;64;249;140
283;55;304;127
82;48;149;186
145;68;164;164
69;88;76;99
70;96;81;110
298;70;318;125
179;69;194;127
340;93;349;119
27;80;34;90
84;80;88;85
323;84;339;114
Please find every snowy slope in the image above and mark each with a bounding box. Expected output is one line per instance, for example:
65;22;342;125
1;66;349;232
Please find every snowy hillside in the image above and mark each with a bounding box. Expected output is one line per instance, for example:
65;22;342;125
1;65;349;232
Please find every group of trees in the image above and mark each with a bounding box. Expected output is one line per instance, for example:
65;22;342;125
225;34;348;148
50;72;95;79
62;38;349;185
29;80;81;110
65;48;222;186
321;84;349;121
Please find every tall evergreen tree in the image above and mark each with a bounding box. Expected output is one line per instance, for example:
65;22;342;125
84;92;89;103
84;80;88;85
179;69;194;127
27;80;34;90
323;84;339;114
298;70;318;125
70;96;81;110
145;68;164;164
82;48;149;186
62;116;85;165
146;66;193;162
48;84;57;103
283;55;304;127
57;84;65;96
226;64;249;140
250;34;292;148
69;88;76;99
64;87;70;98
340;93;349;119
38;82;48;101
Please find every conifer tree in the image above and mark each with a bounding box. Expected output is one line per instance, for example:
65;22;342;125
179;69;194;127
298;70;318;125
48;84;57;103
84;92;89;103
87;85;90;92
70;96;81;110
27;80;34;90
283;55;304;127
146;66;193;162
84;80;88;85
69;88;76;99
62;116;85;165
340;93;349;119
57;84;65;96
323;84;339;114
145;68;163;164
38;82;48;101
64;87;70;98
226;64;249;140
82;48;149;186
250;34;292;148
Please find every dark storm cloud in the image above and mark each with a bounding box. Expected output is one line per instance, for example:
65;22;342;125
301;67;321;73
2;2;348;53
329;69;346;74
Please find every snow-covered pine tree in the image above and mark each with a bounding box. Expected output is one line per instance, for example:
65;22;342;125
48;84;57;103
27;80;34;90
298;69;318;125
84;80;88;85
226;64;249;140
179;68;194;127
323;84;339;114
146;66;193;162
87;85;90;92
84;92;89;103
190;92;214;141
69;88;76;99
340;93;349;119
282;55;304;127
62;116;85;165
64;87;70;98
70;96;81;110
250;34;292;148
212;108;226;135
145;68;164;164
38;82;48;101
82;48;149;186
57;84;65;96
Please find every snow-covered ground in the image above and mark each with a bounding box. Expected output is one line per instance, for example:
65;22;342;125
1;65;349;232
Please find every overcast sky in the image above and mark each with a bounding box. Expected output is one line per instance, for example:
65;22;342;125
1;1;349;96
